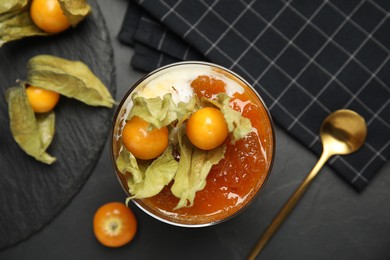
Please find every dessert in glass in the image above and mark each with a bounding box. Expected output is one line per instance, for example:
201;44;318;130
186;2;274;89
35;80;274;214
111;62;275;227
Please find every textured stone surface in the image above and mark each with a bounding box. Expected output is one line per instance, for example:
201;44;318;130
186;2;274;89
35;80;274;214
0;1;115;249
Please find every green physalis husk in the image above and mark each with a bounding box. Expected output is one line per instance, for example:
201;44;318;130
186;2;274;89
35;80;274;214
26;55;115;108
171;127;226;210
118;146;179;200
5;54;114;164
0;0;91;47
6;84;56;164
117;93;252;210
128;93;182;129
203;93;252;142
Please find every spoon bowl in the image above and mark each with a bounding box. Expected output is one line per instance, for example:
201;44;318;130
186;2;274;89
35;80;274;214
321;109;367;156
248;109;367;259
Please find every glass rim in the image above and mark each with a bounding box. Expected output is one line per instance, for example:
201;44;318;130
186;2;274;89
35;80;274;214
110;61;276;227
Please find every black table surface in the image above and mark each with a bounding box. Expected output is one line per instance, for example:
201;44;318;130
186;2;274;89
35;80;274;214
1;1;389;259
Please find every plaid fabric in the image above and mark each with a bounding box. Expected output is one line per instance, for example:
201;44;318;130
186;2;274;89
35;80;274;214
119;0;390;191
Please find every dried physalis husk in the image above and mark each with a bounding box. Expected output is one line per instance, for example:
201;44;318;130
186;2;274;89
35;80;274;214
58;0;91;27
6;83;56;164
0;0;91;47
5;54;113;164
0;0;27;13
26;55;115;108
0;0;47;46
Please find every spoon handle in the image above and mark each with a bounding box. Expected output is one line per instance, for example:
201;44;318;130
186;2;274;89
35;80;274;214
247;151;331;260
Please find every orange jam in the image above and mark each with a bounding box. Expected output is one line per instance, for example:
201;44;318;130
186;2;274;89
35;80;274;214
140;74;274;224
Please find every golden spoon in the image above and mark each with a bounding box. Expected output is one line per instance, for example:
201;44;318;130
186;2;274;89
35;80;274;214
248;109;367;260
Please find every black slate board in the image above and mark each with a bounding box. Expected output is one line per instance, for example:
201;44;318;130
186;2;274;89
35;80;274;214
0;2;116;249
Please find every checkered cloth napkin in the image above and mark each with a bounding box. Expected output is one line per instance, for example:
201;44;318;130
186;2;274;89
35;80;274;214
118;0;390;191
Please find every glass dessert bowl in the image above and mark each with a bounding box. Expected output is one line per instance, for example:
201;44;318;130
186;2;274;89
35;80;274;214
111;62;275;227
